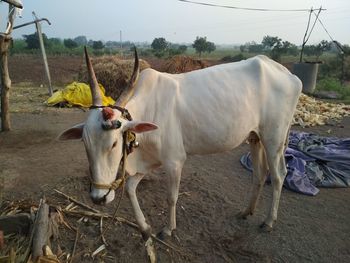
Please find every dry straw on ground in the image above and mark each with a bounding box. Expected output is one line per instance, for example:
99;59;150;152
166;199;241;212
78;55;150;100
293;94;350;127
161;55;209;74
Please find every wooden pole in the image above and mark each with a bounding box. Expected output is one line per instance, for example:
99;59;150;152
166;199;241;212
34;20;53;96
0;34;12;131
0;4;16;132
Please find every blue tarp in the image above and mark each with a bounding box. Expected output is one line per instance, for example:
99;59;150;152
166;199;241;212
240;131;350;196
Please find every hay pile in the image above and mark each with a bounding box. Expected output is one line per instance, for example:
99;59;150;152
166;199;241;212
293;94;350;127
162;55;208;74
78;56;150;100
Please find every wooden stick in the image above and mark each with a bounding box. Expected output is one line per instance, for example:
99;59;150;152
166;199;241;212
32;199;50;261
9;247;16;263
53;189;99;213
69;227;79;263
99;217;109;247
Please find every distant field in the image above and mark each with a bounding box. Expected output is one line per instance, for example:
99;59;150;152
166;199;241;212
8;50;349;104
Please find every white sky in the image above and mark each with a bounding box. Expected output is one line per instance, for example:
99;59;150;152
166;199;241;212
3;0;350;45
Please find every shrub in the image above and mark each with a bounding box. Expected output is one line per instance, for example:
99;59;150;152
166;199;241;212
316;77;350;99
220;53;246;63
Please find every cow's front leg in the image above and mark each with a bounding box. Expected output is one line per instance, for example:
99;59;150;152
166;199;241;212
126;173;151;239
158;161;184;240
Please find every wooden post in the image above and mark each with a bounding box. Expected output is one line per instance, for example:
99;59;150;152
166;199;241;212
0;3;20;132
34;20;53;96
0;34;12;131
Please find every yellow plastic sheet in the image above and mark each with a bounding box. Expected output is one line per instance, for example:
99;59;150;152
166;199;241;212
46;82;115;107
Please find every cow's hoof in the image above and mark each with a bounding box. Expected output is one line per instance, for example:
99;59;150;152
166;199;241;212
141;229;153;241
156;228;171;241
171;229;181;243
259;222;273;232
157;228;180;243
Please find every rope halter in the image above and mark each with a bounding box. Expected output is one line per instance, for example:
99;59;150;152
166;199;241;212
88;105;137;197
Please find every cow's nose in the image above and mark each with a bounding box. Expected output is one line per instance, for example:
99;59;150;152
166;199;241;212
91;195;106;205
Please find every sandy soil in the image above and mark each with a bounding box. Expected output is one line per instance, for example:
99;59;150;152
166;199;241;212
1;104;350;262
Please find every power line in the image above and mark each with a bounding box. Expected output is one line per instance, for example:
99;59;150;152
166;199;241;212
314;13;336;43
179;0;326;12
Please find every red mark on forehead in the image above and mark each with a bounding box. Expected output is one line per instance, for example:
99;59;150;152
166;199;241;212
102;107;115;121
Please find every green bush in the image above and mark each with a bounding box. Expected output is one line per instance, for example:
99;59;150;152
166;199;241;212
220;53;246;63
316;77;350;99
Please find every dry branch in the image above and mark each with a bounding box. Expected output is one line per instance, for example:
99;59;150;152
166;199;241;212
54;190;183;254
69;227;79;263
54;189;99;213
31;199;50;261
61;208;182;253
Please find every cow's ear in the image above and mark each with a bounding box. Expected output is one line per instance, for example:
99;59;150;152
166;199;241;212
123;121;158;133
57;123;84;141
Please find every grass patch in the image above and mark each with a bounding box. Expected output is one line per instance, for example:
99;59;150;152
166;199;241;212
316;77;350;100
9;83;68;113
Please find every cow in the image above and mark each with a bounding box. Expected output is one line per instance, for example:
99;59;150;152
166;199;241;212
59;47;302;240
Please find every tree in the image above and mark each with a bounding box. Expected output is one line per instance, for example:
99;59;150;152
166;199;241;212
206;41;216;53
63;38;78;49
261;35;293;61
261;35;282;51
192;36;207;56
243;41;263;53
23;32;50;49
92;40;104;50
192;36;216;57
48;38;62;46
304;40;332;60
282;41;298;56
74;35;87;46
178;45;187;54
151;37;169;57
343;44;350;56
315;40;331;59
168;44;188;56
240;44;247;53
151;37;169;52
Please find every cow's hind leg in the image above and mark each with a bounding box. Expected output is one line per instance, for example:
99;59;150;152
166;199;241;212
158;160;184;240
260;133;288;232
238;132;268;219
126;173;152;239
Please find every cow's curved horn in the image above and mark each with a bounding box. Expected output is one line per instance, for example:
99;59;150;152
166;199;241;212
116;47;139;107
84;46;102;106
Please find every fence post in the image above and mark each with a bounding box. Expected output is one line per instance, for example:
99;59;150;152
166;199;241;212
0;34;12;131
33;13;53;96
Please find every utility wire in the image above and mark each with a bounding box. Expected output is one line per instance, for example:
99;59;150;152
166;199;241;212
179;0;326;12
314;13;336;43
313;13;345;55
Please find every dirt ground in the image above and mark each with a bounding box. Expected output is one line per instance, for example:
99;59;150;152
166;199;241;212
0;88;349;262
1;55;350;262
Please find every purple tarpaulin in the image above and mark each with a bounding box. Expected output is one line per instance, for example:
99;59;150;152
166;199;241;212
240;131;350;196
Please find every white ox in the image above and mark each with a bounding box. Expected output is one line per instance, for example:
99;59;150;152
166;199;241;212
59;48;302;238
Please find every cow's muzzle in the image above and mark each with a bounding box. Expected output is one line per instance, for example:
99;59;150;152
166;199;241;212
90;188;115;205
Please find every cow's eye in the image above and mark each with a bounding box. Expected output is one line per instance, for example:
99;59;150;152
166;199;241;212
112;141;117;148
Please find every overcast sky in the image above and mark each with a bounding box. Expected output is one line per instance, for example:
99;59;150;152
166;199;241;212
4;0;350;45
